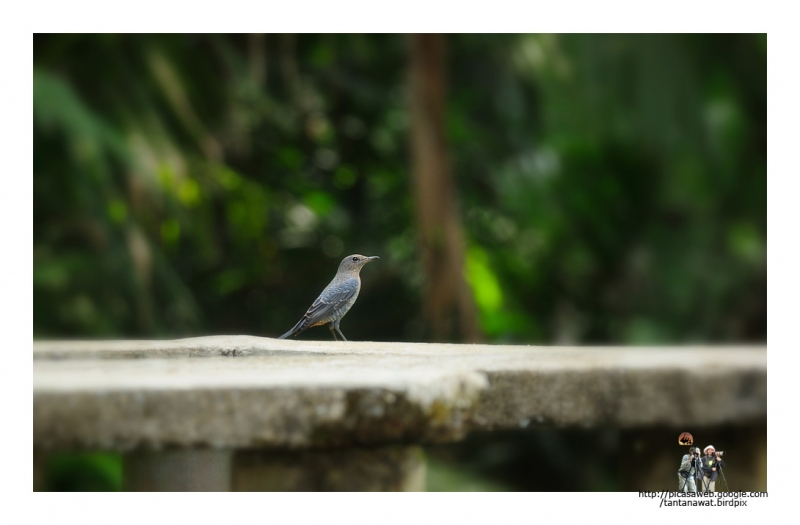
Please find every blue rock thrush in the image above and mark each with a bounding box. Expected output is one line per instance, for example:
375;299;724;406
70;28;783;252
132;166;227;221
279;254;379;341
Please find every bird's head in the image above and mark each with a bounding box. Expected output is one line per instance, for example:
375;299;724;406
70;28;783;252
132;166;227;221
338;254;379;273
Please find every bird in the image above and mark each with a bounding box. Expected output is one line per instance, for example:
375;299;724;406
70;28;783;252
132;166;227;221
278;254;379;341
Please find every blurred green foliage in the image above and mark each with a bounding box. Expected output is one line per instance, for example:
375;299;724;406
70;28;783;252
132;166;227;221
34;33;765;344
43;453;122;491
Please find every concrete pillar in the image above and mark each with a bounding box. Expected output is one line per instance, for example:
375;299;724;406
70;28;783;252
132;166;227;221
124;449;232;491
753;431;767;491
33;449;46;492
232;446;426;491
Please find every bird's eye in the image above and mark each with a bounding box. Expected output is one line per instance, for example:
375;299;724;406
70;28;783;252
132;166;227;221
352;257;359;262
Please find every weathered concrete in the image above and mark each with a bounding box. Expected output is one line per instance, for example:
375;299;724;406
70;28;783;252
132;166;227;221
233;446;425;491
33;337;766;451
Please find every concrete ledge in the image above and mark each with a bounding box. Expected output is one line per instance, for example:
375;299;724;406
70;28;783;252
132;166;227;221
33;337;766;450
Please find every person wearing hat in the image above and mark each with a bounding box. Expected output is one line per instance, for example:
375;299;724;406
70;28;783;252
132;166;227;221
698;445;725;492
678;446;700;492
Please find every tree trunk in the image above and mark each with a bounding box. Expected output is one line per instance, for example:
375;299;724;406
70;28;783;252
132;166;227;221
408;34;482;343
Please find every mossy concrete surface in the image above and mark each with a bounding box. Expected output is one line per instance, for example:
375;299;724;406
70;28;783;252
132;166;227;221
34;336;766;451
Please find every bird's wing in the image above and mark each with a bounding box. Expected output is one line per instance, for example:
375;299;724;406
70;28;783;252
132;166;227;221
303;278;359;325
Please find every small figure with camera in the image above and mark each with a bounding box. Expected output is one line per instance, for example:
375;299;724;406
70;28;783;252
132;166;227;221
698;444;726;492
678;446;700;492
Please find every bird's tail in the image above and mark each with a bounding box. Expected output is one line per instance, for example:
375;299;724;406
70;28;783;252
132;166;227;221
278;317;308;339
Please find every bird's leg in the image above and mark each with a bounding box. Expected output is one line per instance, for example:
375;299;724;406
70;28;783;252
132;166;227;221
329;324;338;341
334;321;347;342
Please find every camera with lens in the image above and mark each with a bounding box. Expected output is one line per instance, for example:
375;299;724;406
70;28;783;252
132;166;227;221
716;451;726;457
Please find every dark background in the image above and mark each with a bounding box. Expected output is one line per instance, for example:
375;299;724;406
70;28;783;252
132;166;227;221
34;33;766;490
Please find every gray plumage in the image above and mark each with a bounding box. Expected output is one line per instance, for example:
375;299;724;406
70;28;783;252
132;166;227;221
278;254;379;341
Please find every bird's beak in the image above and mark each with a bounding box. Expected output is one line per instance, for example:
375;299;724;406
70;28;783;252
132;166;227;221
367;256;380;261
